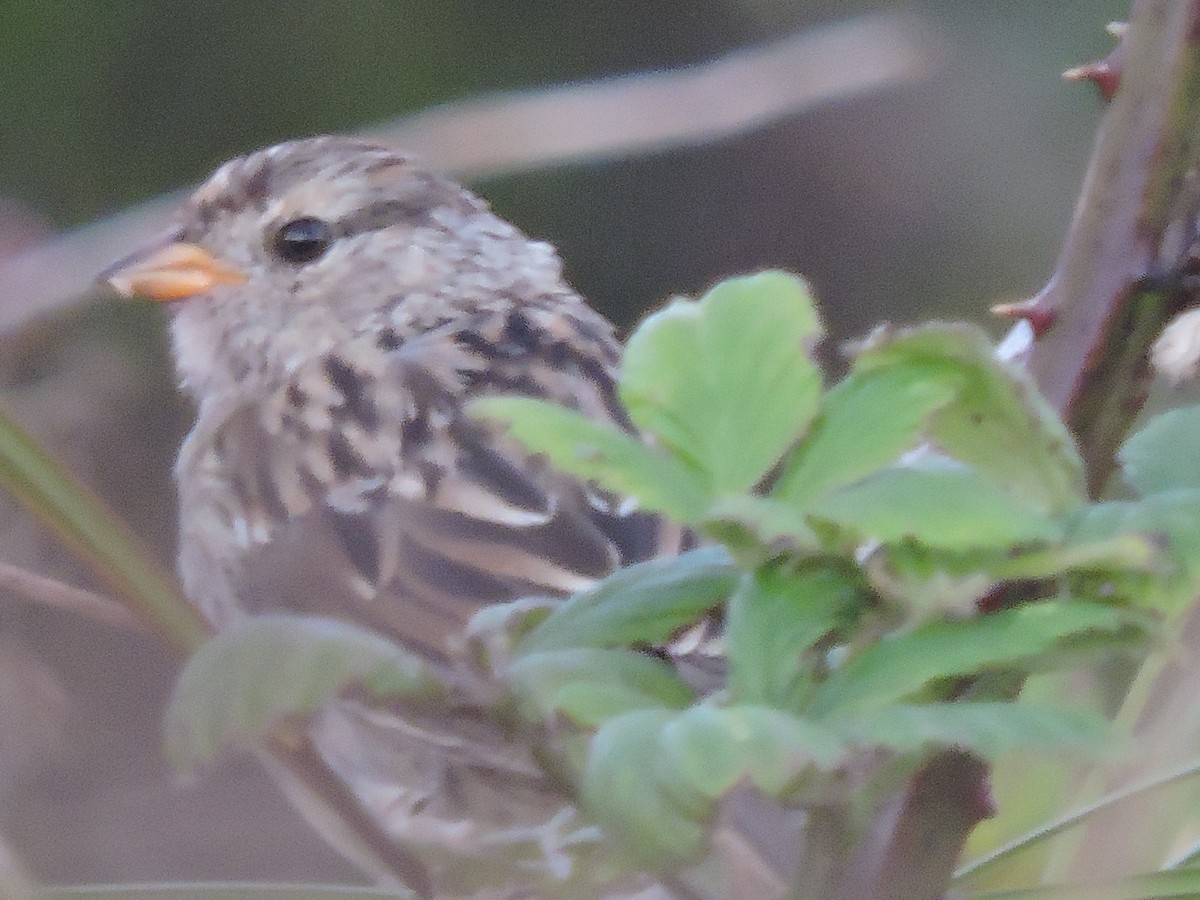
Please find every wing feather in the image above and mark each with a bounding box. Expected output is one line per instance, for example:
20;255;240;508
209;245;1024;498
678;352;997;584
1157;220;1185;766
184;300;687;661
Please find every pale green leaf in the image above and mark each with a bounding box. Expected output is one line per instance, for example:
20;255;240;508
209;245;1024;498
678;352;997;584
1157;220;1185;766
773;361;960;506
470;396;709;522
1119;404;1200;495
165;615;443;770
848;325;1085;513
807;460;1062;551
582;710;706;865
620;271;823;493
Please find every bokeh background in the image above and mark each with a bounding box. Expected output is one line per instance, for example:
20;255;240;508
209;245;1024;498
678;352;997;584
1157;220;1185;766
0;0;1126;886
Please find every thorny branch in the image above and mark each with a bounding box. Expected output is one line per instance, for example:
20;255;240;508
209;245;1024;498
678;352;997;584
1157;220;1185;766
862;3;1200;899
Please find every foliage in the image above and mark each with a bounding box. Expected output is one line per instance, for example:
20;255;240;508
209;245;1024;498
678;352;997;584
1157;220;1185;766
160;271;1200;895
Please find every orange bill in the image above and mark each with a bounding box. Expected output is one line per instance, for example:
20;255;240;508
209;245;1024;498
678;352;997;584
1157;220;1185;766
103;241;246;301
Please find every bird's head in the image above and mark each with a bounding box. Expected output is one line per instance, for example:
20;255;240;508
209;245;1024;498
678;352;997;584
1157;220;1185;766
103;136;565;398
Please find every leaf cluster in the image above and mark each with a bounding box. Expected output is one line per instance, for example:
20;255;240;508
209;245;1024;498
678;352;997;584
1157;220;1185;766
164;272;1200;888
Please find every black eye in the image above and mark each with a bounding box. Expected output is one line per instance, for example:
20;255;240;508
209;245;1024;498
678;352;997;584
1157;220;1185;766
272;217;334;264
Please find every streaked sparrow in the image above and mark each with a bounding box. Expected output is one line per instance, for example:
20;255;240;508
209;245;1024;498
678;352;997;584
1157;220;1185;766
104;136;687;891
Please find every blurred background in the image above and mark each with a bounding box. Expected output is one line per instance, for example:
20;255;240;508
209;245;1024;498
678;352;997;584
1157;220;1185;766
0;0;1126;887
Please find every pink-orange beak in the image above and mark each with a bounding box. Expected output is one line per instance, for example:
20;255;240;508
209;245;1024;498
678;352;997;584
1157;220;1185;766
103;240;246;301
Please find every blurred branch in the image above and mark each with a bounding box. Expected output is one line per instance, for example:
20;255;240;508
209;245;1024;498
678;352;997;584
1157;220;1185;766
365;11;933;177
0;558;148;634
0;402;208;652
0;11;934;341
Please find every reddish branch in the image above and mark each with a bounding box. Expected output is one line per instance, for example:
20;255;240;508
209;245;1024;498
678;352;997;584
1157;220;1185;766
851;3;1200;898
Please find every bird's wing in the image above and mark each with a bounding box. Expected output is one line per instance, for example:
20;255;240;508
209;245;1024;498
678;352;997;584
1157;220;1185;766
185;301;685;660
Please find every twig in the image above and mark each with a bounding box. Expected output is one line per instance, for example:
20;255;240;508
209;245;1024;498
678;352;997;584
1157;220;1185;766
0;557;149;634
0;11;934;342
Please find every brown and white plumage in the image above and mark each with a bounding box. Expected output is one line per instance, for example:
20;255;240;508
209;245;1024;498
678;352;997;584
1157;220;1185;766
108;135;682;662
104;136;688;890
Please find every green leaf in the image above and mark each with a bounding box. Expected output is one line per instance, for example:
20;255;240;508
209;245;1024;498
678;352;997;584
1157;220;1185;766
519;546;737;654
470;396;709;522
619;271;824;493
655;705;846;804
702;494;824;557
581;705;848;867
773;360;961;506
961;868;1200;900
727;566;858;707
846;325;1086;513
806;460;1063;551
165;615;443;770
581;709;707;866
1067;492;1200;615
1119;403;1200;495
843;702;1112;759
509;648;693;726
809;601;1133;717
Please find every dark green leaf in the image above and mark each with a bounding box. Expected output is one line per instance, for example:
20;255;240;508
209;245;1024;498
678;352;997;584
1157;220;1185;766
727;566;858;707
619;271;824;493
519;546;737;654
809;601;1132;717
807;460;1062;551
470;396;709;522
165;615;443;770
1119;404;1200;495
509;648;693;726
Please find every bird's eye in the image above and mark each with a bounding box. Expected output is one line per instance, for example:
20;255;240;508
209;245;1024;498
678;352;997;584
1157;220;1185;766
272;217;334;264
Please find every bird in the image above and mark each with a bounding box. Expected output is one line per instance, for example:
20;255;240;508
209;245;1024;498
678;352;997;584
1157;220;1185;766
102;135;689;894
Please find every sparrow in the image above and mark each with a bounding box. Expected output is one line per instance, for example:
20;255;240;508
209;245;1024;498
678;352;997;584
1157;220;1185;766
103;135;687;892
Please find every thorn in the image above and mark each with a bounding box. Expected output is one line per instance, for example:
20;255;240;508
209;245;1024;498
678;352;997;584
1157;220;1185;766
1063;23;1127;102
991;298;1057;337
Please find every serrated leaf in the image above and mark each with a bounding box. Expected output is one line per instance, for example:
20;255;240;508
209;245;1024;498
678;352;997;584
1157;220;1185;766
809;601;1132;718
582;709;706;866
848;325;1086;513
843;702;1112;759
727;565;858;707
519;546;737;654
509;648;693;726
1119;404;1200;495
164;615;443;770
619;271;824;493
806;459;1062;551
470;396;709;522
773;361;961;506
